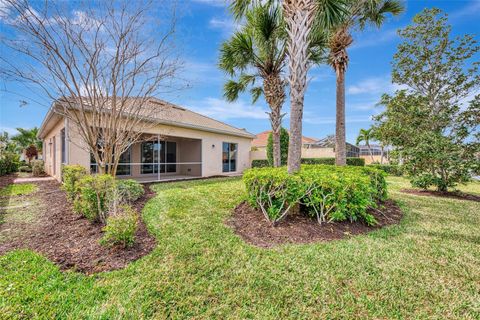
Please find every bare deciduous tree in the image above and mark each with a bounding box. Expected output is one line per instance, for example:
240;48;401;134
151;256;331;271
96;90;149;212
0;0;182;175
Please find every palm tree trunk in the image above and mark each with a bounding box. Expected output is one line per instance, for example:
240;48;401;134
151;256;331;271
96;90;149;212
264;75;285;168
283;0;316;174
335;69;346;166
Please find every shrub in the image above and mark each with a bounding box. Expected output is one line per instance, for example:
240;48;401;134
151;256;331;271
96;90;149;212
62;165;87;201
31;160;45;176
18;165;32;173
244;165;386;226
100;204;138;248
301;157;365;166
252;159;270;168
0;152;20;176
367;164;403;176
243;167;304;224
74;174;115;223
116;179;144;202
267;128;289;166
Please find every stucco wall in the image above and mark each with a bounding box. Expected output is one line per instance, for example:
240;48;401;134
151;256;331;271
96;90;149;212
42;118;252;181
43;119;65;181
360;155;389;165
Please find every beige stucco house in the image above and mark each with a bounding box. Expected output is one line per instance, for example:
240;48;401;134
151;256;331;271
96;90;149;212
38;98;255;182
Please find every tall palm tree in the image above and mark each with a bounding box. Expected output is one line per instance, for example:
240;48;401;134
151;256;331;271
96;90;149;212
219;4;287;167
356;128;375;163
329;0;404;166
283;0;346;173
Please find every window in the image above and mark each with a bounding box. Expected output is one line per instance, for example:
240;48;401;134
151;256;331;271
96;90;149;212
61;128;66;164
141;141;177;174
222;142;237;172
90;147;131;175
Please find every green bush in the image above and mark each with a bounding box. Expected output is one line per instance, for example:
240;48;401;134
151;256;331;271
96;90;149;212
74;174;116;223
31;160;45;176
18;165;32;173
252;159;270;168
62;165;87;201
244;165;387;226
367;164;403;176
301;157;365;166
100;204;138;248
0;152;20;176
267;128;289;166
116;179;144;202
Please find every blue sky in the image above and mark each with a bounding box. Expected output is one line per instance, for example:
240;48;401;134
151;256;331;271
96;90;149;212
1;0;479;143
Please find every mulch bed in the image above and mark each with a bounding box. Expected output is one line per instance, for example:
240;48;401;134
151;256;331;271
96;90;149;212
0;179;156;274
400;189;480;203
227;200;403;248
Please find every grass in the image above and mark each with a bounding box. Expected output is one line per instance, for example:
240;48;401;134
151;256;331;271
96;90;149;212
0;183;37;197
1;177;479;319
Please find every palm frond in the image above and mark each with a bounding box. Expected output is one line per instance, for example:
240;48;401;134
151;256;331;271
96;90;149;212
250;86;263;104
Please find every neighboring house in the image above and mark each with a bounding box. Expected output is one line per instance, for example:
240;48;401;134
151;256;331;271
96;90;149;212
358;144;390;164
250;130;317;160
38;98;255;182
251;133;362;161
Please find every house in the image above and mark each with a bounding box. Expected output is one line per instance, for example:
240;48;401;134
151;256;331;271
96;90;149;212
250;130;317;160
38;98;255;182
251;132;361;160
358;144;390;164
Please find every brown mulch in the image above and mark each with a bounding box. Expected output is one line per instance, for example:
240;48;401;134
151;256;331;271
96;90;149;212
400;189;480;203
0;173;16;189
227;200;403;248
0;179;157;274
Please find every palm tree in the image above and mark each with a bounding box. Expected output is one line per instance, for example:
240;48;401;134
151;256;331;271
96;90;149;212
356;128;375;163
328;0;404;166
283;0;346;173
219;4;287;167
11;127;42;153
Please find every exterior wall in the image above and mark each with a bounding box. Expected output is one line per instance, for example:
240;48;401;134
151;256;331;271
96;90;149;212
43;117;252;181
43;119;65;181
360;155;389;165
142;125;251;176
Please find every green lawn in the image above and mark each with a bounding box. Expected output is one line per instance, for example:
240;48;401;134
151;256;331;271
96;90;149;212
1;177;479;319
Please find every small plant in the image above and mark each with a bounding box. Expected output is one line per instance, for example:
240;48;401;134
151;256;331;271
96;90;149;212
62;165;87;201
18;165;32;173
100;204;138;248
74;174;115;223
31;160;45;176
116;179;144;202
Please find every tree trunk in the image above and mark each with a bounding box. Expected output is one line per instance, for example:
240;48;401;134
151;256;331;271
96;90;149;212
264;75;285;168
283;0;316;174
367;142;374;163
335;69;346;166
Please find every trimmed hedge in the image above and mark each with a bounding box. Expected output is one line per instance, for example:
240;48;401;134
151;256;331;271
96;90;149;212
243;165;386;225
252;157;365;168
301;157;365;166
252;159;270;168
367;164;403;176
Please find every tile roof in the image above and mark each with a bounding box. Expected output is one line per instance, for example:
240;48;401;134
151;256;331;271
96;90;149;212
252;130;317;147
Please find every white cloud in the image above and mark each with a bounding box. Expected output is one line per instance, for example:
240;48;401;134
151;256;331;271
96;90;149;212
304;115;373;125
188;97;269;120
192;0;228;6
208;16;239;37
351;28;398;50
451;0;480;20
347;75;408;96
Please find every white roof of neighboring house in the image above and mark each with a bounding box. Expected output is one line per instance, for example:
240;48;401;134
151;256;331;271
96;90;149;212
38;97;255;139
